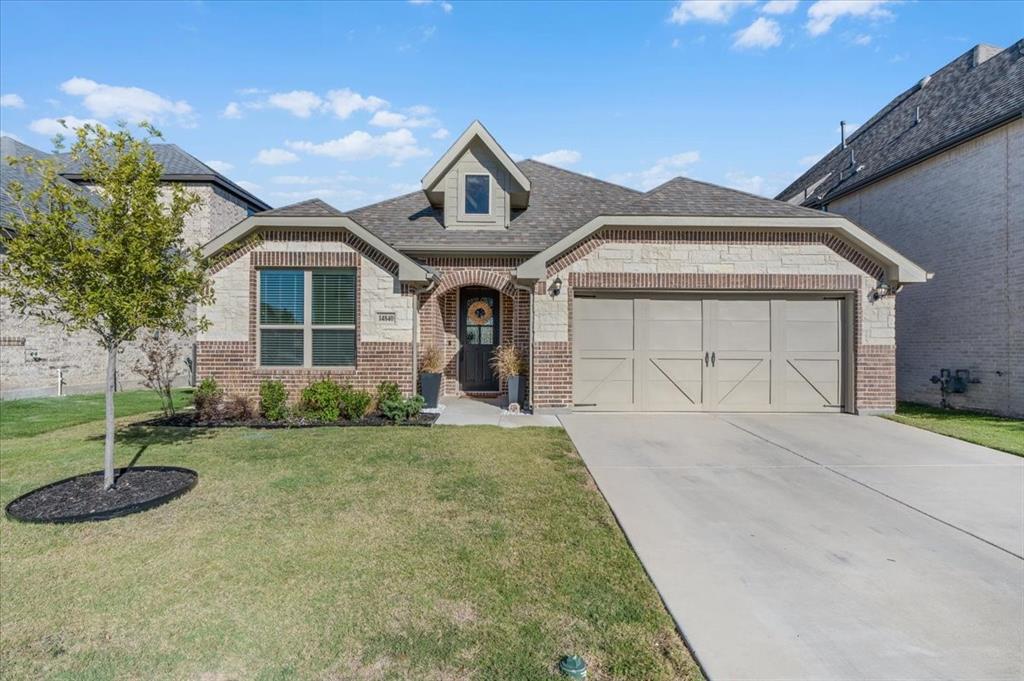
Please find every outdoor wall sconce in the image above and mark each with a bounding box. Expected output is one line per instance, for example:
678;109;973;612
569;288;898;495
870;280;892;301
551;276;563;296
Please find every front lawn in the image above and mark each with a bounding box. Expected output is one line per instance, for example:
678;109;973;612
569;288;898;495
883;402;1024;457
0;388;192;439
0;417;700;680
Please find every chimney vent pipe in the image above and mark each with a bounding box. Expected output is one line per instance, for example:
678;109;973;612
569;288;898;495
840;120;848;149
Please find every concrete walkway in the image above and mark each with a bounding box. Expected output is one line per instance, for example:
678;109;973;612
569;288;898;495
560;412;1024;681
433;397;560;428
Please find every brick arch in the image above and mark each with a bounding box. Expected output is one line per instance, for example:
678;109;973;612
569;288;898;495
431;269;519;298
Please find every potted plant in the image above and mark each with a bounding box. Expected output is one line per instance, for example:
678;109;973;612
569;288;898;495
490;344;526;410
419;345;444;409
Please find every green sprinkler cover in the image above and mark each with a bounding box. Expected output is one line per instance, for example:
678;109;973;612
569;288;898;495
559;654;587;679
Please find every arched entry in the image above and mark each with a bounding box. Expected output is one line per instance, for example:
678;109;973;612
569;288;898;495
459;286;500;391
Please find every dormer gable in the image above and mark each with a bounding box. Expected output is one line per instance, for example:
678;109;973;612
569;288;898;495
420;121;530;230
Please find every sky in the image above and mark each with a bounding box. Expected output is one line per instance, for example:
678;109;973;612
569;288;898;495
1;1;1021;209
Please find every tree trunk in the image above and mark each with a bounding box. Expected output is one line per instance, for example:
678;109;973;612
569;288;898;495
104;342;118;490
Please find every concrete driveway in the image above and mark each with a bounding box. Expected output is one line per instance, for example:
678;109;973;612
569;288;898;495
559;413;1023;681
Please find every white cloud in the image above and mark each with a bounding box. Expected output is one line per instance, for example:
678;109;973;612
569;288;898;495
1;130;23;142
669;0;753;24
254;148;300;165
287;129;429;164
610;151;701;190
533;149;582;167
836;121;861;135
733;17;782;48
271;173;361;185
852;33;872;46
389;182;422;194
236;87;267;96
798;153;824;167
59;77;195;126
323;88;388;119
1;94;25;109
725;171;768;195
28;115;102;136
369;110;439;128
805;0;893;37
221;102;243;119
236;180;262;193
266;90;323;118
431;127;450;140
205;160;234;173
408;0;453;12
761;0;798;14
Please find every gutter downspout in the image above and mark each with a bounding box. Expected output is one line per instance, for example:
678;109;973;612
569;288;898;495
512;278;535;411
411;273;439;396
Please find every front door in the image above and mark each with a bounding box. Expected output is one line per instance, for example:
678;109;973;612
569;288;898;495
459;288;499;391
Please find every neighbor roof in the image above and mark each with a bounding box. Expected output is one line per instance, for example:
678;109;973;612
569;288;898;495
778;40;1024;206
1;136;101;231
60;143;270;211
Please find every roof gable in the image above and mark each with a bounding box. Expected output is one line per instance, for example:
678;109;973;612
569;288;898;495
420;121;531;200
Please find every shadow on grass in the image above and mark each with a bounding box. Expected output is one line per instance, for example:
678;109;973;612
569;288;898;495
87;424;216;448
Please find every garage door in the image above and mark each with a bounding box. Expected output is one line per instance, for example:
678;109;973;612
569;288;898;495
572;294;845;412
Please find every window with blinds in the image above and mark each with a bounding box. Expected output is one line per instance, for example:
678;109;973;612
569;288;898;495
259;268;357;367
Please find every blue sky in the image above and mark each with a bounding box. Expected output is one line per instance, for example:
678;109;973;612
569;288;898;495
1;1;1021;208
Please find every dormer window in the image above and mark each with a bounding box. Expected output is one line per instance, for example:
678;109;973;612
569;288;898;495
464;174;490;215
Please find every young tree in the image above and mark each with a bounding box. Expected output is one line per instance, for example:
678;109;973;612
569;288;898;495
1;122;212;489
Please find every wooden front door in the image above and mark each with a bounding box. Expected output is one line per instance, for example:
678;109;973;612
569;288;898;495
459;287;499;391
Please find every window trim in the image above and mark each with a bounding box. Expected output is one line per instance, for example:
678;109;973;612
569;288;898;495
459;170;492;221
257;268;357;369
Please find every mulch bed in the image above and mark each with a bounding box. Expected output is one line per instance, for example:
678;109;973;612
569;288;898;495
142;411;439;429
5;466;198;524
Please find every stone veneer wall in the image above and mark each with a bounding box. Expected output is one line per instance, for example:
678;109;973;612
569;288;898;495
416;256;530;398
827;119;1023;416
0;182;253;399
529;229;897;413
195;230;416;400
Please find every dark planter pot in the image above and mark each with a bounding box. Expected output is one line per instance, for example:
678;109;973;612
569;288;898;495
507;374;526;409
420;372;442;409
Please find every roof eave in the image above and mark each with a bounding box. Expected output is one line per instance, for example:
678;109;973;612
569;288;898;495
202;215;429;283
61;171;272;211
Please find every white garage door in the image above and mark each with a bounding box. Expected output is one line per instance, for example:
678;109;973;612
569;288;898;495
572;294;845;412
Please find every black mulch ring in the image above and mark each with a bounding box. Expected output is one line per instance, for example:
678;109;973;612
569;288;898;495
5;466;198;524
142;411;439;429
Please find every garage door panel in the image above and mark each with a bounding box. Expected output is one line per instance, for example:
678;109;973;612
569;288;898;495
575;357;634;408
784;300;840;352
785;359;841;408
714;358;771;409
645;357;704;410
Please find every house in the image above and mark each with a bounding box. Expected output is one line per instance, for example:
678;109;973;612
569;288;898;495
0;136;270;399
777;41;1023;417
198;121;926;414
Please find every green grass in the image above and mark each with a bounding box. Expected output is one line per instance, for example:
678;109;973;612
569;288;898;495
883;402;1024;457
0;417;701;680
0;388;192;439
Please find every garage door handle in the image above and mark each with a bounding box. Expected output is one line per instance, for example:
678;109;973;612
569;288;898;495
711;352;716;366
704;351;709;366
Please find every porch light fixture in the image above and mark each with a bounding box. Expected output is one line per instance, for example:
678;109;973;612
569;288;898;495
551;276;563;296
871;280;892;301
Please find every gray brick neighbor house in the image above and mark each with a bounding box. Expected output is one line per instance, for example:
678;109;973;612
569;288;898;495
778;40;1023;417
0;136;269;399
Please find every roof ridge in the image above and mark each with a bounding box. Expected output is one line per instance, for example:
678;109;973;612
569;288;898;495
345;190;425;215
520;158;641;194
631;175;826;218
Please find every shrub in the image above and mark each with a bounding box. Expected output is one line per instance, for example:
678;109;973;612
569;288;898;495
340;386;374;420
132;329;185;416
259;380;288;421
420;345;444;374
379;393;425;422
300;379;344;422
376;381;403;405
490;344;525;379
194;377;223;420
220;394;256;421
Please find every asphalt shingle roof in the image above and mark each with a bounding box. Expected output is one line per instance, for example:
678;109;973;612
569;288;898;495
60;143;270;210
777;40;1024;206
259;198;344;217
620;176;826;218
1;136;100;231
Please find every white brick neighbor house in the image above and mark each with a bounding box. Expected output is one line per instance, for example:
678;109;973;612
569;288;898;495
778;41;1023;417
0;136;269;398
196;121;927;415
